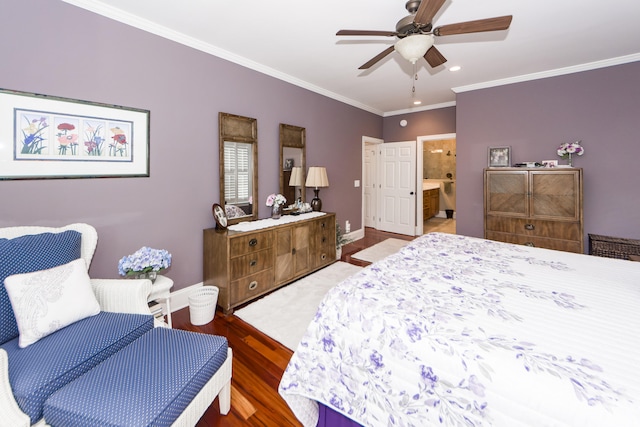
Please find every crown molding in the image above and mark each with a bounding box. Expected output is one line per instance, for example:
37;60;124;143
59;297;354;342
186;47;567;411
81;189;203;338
61;1;640;117
452;53;640;94
383;100;457;117
61;0;385;116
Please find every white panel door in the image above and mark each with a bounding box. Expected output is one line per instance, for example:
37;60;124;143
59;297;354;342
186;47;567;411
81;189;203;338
378;141;416;235
363;144;377;228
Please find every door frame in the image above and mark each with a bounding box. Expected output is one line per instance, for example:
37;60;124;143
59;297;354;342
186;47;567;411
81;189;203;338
360;136;383;237
361;133;456;237
416;133;456;235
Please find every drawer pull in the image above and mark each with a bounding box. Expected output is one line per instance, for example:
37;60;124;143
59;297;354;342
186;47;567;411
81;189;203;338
322;237;326;243
292;248;297;255
321;222;325;228
524;242;535;247
321;253;326;260
248;281;258;290
249;260;257;267
249;238;258;247
524;223;535;231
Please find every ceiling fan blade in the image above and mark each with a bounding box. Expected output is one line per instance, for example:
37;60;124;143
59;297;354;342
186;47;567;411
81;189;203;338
337;29;397;37
424;45;447;68
433;15;513;36
414;0;446;26
358;46;395;70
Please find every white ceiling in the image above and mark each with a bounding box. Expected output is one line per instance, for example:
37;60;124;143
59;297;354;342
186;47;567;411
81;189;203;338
63;0;640;116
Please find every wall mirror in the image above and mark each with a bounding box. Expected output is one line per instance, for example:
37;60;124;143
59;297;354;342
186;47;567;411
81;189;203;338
279;123;306;206
219;112;258;224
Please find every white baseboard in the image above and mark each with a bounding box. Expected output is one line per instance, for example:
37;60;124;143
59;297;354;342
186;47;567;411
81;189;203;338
168;282;203;312
347;228;364;242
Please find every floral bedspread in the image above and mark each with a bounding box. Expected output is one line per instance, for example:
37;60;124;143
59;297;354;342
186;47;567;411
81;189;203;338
279;233;640;426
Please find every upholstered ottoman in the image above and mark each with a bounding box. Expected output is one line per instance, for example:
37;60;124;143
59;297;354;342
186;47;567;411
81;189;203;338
43;328;232;427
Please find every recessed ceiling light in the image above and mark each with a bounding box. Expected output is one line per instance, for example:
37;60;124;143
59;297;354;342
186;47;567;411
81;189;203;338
449;66;461;72
413;100;422;105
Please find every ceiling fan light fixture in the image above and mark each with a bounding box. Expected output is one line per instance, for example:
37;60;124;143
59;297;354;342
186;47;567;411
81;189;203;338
394;34;434;64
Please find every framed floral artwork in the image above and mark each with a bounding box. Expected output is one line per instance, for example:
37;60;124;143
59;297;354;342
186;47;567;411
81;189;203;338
0;88;150;180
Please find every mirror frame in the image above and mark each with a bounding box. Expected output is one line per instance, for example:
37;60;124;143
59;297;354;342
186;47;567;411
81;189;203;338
279;123;306;205
219;112;258;224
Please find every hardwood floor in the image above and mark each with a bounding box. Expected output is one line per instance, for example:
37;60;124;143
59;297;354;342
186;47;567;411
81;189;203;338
173;228;417;426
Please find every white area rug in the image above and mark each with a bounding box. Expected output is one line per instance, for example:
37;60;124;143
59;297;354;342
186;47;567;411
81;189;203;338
234;262;362;350
351;238;409;263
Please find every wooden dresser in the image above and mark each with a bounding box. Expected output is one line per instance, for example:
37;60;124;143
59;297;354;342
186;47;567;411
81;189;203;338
204;213;336;314
484;168;584;253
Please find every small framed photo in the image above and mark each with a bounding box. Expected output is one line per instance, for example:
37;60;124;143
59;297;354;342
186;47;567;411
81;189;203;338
542;160;558;168
488;146;511;167
284;158;294;171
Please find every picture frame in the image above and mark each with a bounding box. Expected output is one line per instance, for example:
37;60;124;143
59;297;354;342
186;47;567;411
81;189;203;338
212;203;228;229
488;146;511;168
0;88;150;180
542;160;558;168
284;158;294;171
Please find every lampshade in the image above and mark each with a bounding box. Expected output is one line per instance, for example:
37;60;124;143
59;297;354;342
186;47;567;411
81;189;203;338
289;166;303;186
394;34;434;64
305;167;329;188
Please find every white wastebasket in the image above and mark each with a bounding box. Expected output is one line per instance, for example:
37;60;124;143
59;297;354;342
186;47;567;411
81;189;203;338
188;286;219;325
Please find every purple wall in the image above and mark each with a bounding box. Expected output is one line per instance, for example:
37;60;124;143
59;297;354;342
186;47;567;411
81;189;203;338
382;106;456;141
455;62;640;243
0;0;381;290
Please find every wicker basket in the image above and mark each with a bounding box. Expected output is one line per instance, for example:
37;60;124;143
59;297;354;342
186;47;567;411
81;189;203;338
188;286;219;325
588;234;640;260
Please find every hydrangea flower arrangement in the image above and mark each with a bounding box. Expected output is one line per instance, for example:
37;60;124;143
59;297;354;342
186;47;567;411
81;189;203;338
265;193;287;207
118;246;172;277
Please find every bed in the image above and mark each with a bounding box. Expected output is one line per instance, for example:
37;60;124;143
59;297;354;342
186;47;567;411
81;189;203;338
279;232;640;426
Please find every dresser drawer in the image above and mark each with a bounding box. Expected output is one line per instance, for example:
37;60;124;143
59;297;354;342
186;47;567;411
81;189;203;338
229;230;273;257
311;217;335;269
485;216;581;241
485;231;582;253
230;268;275;304
230;248;273;280
316;232;335;262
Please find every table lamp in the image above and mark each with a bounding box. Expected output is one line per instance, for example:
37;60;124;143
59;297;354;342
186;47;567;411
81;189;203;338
305;166;329;212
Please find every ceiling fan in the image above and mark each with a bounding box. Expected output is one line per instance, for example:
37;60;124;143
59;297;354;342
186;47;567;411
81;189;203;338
336;0;512;70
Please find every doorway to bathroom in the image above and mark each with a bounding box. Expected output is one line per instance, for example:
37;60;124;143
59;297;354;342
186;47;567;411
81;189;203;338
418;134;456;235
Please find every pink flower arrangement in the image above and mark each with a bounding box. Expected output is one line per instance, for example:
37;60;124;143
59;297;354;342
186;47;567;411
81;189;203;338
265;193;286;207
557;141;584;159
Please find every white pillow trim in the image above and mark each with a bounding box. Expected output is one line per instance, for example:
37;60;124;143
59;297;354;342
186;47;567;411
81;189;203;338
4;258;101;348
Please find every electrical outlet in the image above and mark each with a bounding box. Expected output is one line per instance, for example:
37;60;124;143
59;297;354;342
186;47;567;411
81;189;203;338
345;220;351;233
354;180;360;187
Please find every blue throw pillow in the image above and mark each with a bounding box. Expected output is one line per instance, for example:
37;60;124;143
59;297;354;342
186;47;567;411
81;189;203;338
0;230;82;345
